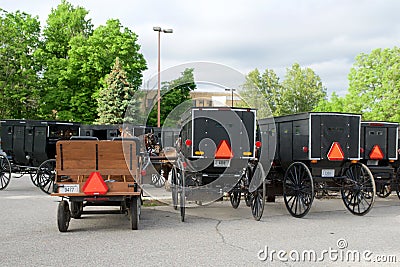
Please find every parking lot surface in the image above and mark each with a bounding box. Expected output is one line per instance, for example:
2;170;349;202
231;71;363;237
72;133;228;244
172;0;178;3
1;176;400;266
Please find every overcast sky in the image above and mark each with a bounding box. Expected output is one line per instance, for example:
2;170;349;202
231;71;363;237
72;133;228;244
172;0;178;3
1;0;400;96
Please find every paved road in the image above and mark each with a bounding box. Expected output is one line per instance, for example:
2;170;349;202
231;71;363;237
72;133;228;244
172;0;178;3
1;176;400;266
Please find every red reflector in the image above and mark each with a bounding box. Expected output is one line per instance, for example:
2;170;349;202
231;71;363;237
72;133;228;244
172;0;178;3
141;170;147;176
215;140;233;159
327;142;344;161
82;172;108;195
360;147;365;153
302;146;309;153
255;141;262;148
369;145;384;160
185;139;192;146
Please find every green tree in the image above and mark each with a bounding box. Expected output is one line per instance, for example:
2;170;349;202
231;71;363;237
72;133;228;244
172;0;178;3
314;92;345;112
240;68;281;117
96;58;141;124
147;68;196;127
0;9;41;119
279;63;327;115
345;47;400;121
64;19;147;123
38;0;93;120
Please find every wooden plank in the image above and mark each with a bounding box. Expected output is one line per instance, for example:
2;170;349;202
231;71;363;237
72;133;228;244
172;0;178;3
51;182;142;197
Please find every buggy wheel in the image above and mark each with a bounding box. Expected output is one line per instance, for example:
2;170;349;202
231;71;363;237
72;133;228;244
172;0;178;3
70;201;83;219
178;165;185;222
341;163;375;216
229;190;241;209
151;173;165;188
283;162;314;218
130;196;140;230
395;169;400;200
0;155;11;190
251;178;266;221
376;183;391;198
244;192;253;207
57;200;71;232
37;159;56;194
30;172;39;187
171;167;178;210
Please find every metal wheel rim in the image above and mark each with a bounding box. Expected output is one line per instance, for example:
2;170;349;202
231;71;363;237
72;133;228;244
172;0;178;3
37;159;56;194
283;162;314;218
0;155;12;190
341;163;375;216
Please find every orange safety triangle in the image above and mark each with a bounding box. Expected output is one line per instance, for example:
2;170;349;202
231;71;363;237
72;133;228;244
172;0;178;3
369;145;384;160
82;172;109;195
327;142;344;161
215;140;234;159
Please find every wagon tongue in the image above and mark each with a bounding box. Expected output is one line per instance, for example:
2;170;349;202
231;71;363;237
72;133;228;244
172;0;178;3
215;140;234;159
82;172;109;195
369;145;384;160
327;142;344;161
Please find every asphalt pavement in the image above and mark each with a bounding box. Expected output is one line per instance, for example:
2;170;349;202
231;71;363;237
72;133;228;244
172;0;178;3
1;175;400;266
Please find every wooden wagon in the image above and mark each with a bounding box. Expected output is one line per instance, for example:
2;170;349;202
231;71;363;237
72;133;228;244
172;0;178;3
51;138;142;231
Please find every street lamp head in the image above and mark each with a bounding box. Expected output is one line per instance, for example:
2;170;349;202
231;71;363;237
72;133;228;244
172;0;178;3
163;28;173;33
153;26;161;32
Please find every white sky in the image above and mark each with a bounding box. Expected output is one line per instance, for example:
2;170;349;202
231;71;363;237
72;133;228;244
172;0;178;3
1;0;399;96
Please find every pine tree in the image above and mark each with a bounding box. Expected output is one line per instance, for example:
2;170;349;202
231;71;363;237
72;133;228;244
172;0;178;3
96;57;141;124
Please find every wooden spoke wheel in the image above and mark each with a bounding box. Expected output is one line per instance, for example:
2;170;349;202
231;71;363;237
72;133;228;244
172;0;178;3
251;178;266;221
130;196;140;230
179;172;185;223
37;159;56;194
244;167;253;207
57;200;71;232
30;172;39;187
151;173;165;188
341;163;375;216
0;155;11;190
229;190;241;209
171;167;179;210
395;169;400;200
376;183;391;198
70;201;84;219
283;162;314;218
244;192;253;207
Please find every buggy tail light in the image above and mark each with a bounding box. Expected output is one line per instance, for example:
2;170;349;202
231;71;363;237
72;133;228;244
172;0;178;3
327;142;344;161
255;141;262;148
360;147;365;153
141;170;147;176
369;145;384;160
215;140;233;159
185;139;192;147
302;146;309;153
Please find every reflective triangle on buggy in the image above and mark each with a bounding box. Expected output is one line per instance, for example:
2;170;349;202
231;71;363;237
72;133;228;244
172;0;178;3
82;172;109;195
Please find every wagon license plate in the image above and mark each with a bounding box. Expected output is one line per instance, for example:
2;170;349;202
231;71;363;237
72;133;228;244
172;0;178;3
59;184;80;193
321;169;335;177
214;159;231;167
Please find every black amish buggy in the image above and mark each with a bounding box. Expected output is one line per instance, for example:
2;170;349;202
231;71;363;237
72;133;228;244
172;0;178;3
0;119;80;193
79;124;121;140
360;121;399;198
258;112;376;218
172;107;265;221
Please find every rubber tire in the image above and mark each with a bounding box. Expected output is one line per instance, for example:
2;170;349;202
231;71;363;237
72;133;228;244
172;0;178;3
57;200;71;232
70;201;83;219
130;197;139;230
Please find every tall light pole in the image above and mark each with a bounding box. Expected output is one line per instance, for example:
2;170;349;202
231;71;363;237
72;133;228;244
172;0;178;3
225;88;236;107
153;26;173;127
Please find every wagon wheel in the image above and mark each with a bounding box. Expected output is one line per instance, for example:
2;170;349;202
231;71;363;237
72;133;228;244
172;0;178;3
30;172;39;187
37;159;56;194
130;196;140;230
179;169;185;222
57;200;71;232
251;178;266;221
244;167;253;207
341;163;375;216
229;189;241;209
0;155;12;190
396;169;400;200
171;167;178;210
70;201;84;219
376;183;391;198
151;172;165;188
283;162;314;218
